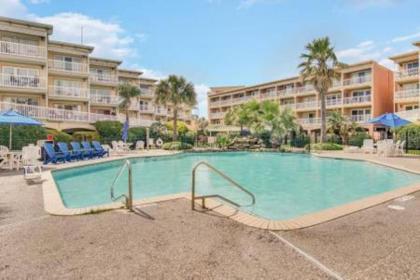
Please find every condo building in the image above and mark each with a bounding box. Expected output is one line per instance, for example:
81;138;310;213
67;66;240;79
390;41;420;122
0;16;192;133
208;61;395;137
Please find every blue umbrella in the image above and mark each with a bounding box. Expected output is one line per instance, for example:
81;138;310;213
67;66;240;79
367;113;411;128
0;109;43;149
122;119;129;142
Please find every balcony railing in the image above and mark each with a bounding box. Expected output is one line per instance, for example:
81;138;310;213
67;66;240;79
298;118;320;125
140;88;154;97
48;85;89;99
230;96;256;105
278;88;296;97
49;59;88;74
90;93;121;105
209;100;221;107
90;73;118;84
343;75;371;86
261;91;278;100
296;100;318;109
139;106;154;113
350;114;371;123
343;95;371;105
0;40;46;59
155;107;168;116
296;85;315;94
210;112;225;119
0;74;46;90
397;68;419;79
396;109;420;122
280;103;295;110
325;98;342;107
395;88;420;100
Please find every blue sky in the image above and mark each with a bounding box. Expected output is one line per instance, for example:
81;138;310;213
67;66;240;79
1;0;420;116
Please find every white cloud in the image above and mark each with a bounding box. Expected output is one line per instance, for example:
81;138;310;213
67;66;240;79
336;40;381;61
193;84;210;118
391;30;420;43
0;0;27;17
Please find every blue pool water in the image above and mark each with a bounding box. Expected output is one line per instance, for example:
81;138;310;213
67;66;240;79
52;152;420;220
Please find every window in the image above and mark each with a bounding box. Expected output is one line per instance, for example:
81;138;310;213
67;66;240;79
405;105;419;111
53;104;81;111
352;90;371;97
351;109;371;116
2;36;39;56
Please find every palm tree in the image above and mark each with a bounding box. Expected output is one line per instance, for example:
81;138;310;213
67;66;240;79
299;37;341;143
327;111;359;144
118;83;142;122
224;100;259;134
155;75;197;141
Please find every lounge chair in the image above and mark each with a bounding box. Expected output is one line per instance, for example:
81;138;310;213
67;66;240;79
81;141;98;158
43;143;67;164
57;142;80;161
22;145;42;181
70;141;92;159
135;140;145;150
361;139;375;154
92;141;109;157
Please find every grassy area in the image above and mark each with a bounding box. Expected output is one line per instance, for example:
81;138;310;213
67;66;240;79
407;150;420;155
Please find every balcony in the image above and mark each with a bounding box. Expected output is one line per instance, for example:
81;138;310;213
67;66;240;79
90;93;121;106
48;85;89;100
48;59;88;74
0;40;46;59
139;106;155;114
278;88;296;97
326;98;342;107
210;112;225;119
155;107;168;116
296;85;315;95
90;73;118;85
280;103;295;110
343;75;372;86
396;109;420;122
396;68;419;80
0;74;46;91
395;89;420;101
298;118;320;126
343;95;371;105
209;100;221;107
350;114;371;123
230;96;256;105
140;88;154;98
261;91;278;100
296;100;318;110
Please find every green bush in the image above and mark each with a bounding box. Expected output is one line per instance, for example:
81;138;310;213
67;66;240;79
72;131;100;142
94;121;123;141
162;141;193;150
306;142;343;151
0;125;47;150
395;124;420;150
216;134;233;149
291;134;310;148
179;131;196;145
165;121;189;135
53;131;73;143
348;132;371;147
326;134;342;144
128;127;146;142
257;130;272;148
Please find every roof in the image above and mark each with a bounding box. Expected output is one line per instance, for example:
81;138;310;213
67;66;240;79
48;40;94;52
0;16;53;35
119;68;143;75
90;56;122;65
389;50;419;61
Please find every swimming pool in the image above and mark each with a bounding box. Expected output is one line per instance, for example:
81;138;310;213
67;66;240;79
52;152;420;220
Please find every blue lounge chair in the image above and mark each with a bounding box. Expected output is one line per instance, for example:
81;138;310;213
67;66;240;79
70;141;92;159
57;142;80;161
81;141;98;158
92;141;109;157
43;143;67;164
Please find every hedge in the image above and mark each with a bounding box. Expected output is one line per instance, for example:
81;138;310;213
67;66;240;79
162;141;193;150
0;125;47;150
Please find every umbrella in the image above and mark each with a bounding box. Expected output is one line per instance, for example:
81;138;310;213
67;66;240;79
122;119;129;142
0;109;43;149
367;113;411;128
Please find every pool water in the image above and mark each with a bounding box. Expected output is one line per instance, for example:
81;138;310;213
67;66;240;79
52;152;420;220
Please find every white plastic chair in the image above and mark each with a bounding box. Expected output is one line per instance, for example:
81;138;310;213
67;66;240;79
0;145;9;169
22;145;42;181
135;140;145;150
361;139;375;154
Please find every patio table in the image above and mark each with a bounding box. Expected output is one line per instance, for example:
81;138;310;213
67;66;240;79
0;151;22;170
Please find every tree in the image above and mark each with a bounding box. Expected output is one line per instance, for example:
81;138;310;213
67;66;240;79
155;75;197;141
224;100;259;134
327;111;359;144
192;116;209;135
118;83;141;122
299;37;341;143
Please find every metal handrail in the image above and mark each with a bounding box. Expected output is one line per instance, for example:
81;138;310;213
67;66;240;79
191;161;256;210
110;159;133;211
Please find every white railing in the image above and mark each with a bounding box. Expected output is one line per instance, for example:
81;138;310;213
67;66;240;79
230;96;255;105
278;88;296;97
141;88;154;97
332;80;342;88
0;40;46;59
343;95;371;104
0;101;156;127
343;75;372;86
280;103;295;110
296;100;318;109
210;112;225;119
48;59;88;74
139;106;154;113
90;73;118;84
0;73;46;90
396;109;420;122
155;107;168;116
326;98;342;107
296;85;315;94
397;68;419;79
209;100;221;107
395;88;420;100
262;91;278;100
90;93;121;105
128;103;139;111
350;114;371;123
48;85;89;99
298;118;321;125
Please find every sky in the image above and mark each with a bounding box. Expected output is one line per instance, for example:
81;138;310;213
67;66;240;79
1;0;420;117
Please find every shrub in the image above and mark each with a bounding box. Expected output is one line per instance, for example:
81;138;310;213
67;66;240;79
395;124;420;150
94;121;123;141
306;142;343;151
72;131;100;142
0;125;47;150
348;132;371;147
128;127;146;142
216;134;233;149
165;121;189;135
290;134;310;148
257;130;272;148
326;134;342;144
162;141;193;150
178;131;196;145
53;131;73;143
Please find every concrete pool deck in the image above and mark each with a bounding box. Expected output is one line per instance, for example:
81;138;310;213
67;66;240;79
41;150;420;231
1;170;420;279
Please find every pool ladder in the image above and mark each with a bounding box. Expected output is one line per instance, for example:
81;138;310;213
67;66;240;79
110;159;134;211
191;161;256;210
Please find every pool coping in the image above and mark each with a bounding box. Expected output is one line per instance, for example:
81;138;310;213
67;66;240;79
42;151;420;230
